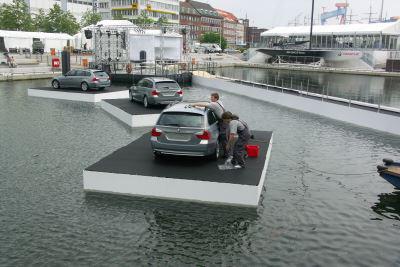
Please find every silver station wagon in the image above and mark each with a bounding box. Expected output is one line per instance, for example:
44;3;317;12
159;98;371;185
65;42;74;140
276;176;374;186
51;69;111;91
129;77;183;108
150;103;220;159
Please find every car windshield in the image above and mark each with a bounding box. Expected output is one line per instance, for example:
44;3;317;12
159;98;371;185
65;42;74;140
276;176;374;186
94;71;108;77
155;82;180;90
158;112;203;128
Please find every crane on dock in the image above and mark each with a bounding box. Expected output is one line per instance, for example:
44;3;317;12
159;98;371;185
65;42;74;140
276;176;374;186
320;2;349;25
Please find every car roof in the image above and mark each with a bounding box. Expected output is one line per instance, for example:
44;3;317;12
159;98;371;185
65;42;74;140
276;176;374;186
161;102;206;116
143;77;176;83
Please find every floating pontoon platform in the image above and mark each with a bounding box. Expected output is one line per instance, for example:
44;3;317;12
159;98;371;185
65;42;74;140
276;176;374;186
101;99;161;127
83;131;273;207
28;86;128;103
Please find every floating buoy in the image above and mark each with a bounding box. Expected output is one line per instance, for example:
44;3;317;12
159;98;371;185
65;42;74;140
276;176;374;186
383;158;394;165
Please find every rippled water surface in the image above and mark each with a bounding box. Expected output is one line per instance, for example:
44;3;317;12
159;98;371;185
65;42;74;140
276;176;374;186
1;79;400;266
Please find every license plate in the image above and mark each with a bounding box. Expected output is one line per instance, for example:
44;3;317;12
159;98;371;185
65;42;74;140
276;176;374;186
166;133;191;141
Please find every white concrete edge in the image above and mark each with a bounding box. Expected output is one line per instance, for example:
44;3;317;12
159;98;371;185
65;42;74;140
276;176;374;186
214;75;400;114
83;170;260;207
28;88;96;102
94;90;129;102
28;88;129;103
101;100;133;126
256;134;274;203
192;75;400;136
101;100;160;127
131;114;160;128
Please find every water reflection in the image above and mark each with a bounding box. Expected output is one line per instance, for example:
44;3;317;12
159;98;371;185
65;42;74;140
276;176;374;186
371;191;400;221
215;67;400;108
84;193;259;265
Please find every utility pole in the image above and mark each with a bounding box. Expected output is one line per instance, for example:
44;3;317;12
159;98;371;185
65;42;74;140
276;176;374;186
309;0;315;50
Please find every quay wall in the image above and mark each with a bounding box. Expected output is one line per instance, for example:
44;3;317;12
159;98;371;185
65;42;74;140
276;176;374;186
228;63;400;78
193;75;400;136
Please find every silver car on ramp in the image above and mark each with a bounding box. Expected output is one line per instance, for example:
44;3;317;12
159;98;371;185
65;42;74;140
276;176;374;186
51;69;111;91
150;103;220;159
129;77;183;108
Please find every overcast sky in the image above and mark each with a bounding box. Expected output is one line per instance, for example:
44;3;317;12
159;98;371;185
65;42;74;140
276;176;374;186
203;0;400;28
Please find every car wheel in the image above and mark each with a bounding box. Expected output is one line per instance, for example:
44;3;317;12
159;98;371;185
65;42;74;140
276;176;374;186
52;80;60;89
143;96;149;108
210;140;220;160
154;151;162;159
129;91;134;102
81;82;89;91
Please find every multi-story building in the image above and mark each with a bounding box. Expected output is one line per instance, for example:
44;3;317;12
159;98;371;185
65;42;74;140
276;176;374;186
247;26;268;45
215;9;237;47
239;18;249;45
179;0;222;41
103;0;179;24
0;0;94;20
236;22;245;46
179;0;201;41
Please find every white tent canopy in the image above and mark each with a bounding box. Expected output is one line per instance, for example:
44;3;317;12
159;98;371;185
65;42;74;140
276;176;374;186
261;21;400;36
0;30;74;52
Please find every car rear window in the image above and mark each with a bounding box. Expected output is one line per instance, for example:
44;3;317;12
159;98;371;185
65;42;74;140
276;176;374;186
158;112;203;128
155;82;180;90
94;71;108;77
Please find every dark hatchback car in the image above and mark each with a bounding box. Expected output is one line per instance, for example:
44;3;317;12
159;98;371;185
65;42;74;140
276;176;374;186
129;77;183;108
51;69;111;91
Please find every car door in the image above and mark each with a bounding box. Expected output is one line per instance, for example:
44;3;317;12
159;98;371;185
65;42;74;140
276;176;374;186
73;70;85;88
132;79;144;101
207;110;219;142
144;79;154;101
60;70;76;87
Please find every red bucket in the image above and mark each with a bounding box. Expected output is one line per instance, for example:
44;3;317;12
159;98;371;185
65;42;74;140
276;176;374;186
246;145;260;157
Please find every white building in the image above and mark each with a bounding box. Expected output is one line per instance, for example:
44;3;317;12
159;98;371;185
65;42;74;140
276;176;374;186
0;0;94;20
98;0;179;24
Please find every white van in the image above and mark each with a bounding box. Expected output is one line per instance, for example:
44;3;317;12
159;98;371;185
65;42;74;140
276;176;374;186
199;43;222;53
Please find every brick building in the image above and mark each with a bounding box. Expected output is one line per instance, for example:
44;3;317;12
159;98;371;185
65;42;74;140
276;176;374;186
179;0;222;42
216;8;244;47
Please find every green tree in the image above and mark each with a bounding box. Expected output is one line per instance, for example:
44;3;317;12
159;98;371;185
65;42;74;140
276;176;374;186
112;13;124;20
200;31;227;50
81;10;102;27
157;16;169;25
0;0;34;31
33;9;48;32
133;11;154;26
41;4;80;35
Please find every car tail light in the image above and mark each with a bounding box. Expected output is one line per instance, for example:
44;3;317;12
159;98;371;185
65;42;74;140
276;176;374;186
151;127;162;137
196;130;211;140
151;90;159;96
92;77;100;82
177;90;183;95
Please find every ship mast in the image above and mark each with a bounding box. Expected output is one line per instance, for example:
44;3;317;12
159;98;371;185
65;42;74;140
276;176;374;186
309;0;315;50
379;0;385;21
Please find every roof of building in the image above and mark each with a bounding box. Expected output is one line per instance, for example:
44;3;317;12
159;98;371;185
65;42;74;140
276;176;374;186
186;0;221;19
0;30;73;40
215;9;238;23
261;20;400;36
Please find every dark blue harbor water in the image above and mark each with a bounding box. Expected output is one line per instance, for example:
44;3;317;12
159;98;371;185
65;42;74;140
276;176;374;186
1;79;400;266
215;67;400;109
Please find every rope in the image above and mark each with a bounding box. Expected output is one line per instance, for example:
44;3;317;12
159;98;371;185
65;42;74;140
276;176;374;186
262;145;378;176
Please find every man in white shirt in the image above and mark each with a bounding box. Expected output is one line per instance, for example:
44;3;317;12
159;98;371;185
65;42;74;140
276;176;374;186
192;93;228;157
